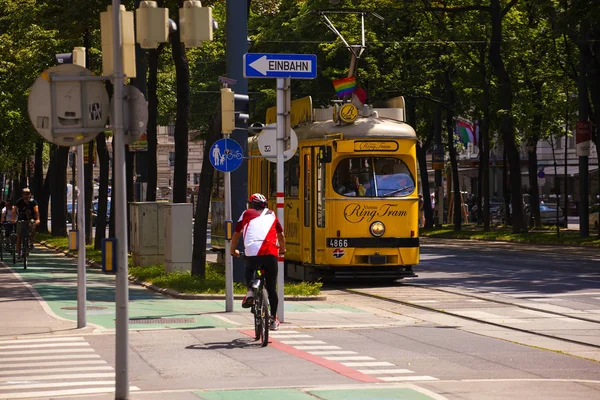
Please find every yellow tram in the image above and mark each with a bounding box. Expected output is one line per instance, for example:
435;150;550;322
212;97;420;280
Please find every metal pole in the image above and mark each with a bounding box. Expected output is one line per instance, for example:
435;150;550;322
111;2;129;399
276;78;288;323
76;145;87;328
72;153;76;229
224;145;233;312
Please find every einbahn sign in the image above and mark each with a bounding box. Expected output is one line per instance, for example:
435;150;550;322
243;53;317;79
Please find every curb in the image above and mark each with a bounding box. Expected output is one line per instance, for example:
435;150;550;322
37;241;327;302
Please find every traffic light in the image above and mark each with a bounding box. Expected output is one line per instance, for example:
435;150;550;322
220;88;249;134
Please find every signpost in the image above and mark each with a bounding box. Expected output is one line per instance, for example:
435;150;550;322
243;53;317;323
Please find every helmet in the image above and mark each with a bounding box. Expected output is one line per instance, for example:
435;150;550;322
249;193;267;209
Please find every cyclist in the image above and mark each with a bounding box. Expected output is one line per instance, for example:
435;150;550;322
15;188;39;260
1;200;15;242
230;193;286;331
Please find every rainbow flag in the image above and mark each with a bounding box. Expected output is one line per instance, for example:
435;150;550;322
332;76;357;97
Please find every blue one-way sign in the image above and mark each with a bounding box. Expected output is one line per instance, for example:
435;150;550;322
244;53;317;79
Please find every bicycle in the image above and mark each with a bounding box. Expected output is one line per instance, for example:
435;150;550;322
16;220;34;269
250;266;270;347
1;222;18;264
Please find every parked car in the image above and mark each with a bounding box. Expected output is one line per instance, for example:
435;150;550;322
92;199;111;226
66;202;77;224
538;204;564;226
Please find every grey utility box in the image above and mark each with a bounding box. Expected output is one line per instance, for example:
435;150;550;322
129;202;167;267
164;203;193;273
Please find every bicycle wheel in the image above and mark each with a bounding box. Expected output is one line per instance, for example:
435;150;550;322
253;297;262;340
23;236;28;270
11;234;16;264
259;288;270;347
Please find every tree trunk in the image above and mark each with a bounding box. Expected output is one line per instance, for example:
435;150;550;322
95;133;110;250
50;147;70;236
145;46;162;202
37;143;55;234
489;0;526;233
33;141;47;233
171;21;190;204
191;111;221;277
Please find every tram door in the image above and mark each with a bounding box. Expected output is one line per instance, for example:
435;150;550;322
301;147;315;264
301;146;326;265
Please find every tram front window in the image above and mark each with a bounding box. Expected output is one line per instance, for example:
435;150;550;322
333;157;415;197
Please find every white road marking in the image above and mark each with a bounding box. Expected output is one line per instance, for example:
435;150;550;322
308;351;358;355
0;380;114;391
269;334;312;338
0;342;89;350
450;310;527;323
268;330;300;334
212;315;241;325
0;354;101;362
294;345;341;350
341;362;395;367
357;369;414;374
0;337;85;345
516;309;553;317
0;372;115;381
411;300;438;304
280;340;327;345
324;356;375;361
379;376;439;382
0;366;113;376
0;360;107;369
0;386;140;399
0;348;95;356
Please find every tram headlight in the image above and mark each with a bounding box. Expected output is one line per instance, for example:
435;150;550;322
370;221;385;237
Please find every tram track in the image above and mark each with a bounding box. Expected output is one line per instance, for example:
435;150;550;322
340;284;600;351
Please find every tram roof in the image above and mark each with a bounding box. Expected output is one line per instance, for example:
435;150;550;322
294;116;417;141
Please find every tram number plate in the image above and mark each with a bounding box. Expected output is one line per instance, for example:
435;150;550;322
327;239;349;248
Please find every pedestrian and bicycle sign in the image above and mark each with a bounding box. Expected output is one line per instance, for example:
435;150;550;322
244;53;317;79
210;138;243;172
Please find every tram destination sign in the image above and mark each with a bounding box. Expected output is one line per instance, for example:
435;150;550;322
244;53;317;79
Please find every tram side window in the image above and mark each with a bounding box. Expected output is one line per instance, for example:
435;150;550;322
285;154;300;198
333;157;415;197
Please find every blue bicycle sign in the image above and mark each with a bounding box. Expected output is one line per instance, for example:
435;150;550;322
210;138;244;172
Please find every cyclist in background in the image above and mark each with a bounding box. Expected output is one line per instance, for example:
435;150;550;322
231;193;286;331
15;188;39;260
1;200;16;245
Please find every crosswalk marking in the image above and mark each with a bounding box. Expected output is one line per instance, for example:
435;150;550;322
308;351;358;355
0;380;114;391
358;369;413;374
324;356;375;361
267;329;440;383
0;348;95;356
0;360;107;368
0;336;138;399
0;366;114;376
341;361;395;367
379;376;439;382
0;354;101;362
280;340;327;345
0;337;85;345
0;372;115;381
0;342;89;350
0;387;140;399
269;334;312;338
294;345;341;350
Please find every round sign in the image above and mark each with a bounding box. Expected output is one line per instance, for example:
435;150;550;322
537;169;545;179
210;138;244;172
339;103;358;123
257;125;298;162
109;85;148;144
28;64;109;147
